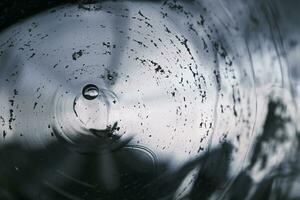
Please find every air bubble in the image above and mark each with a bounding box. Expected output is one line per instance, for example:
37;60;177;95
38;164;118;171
82;84;99;100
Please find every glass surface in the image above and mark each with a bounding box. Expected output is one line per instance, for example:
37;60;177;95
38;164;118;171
0;0;299;199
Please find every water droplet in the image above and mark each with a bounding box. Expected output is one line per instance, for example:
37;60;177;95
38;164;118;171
82;84;99;100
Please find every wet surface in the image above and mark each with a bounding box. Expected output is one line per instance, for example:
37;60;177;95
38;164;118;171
0;0;299;199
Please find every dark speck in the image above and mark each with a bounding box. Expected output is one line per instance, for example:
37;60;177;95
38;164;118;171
72;50;83;60
33;102;38;109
